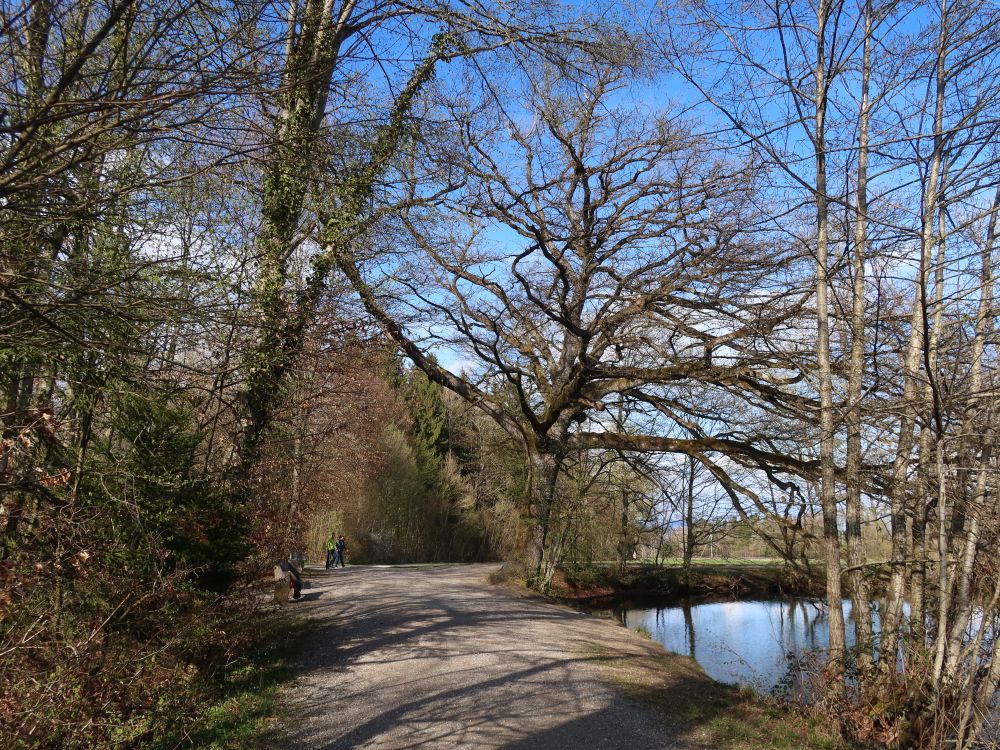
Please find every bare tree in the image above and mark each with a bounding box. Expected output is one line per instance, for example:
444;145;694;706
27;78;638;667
657;0;1000;741
335;61;825;588
660;454;730;570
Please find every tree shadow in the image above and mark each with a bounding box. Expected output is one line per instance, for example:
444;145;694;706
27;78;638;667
274;565;828;749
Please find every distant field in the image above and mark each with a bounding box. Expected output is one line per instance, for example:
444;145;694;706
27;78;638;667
583;558;797;567
633;558;787;567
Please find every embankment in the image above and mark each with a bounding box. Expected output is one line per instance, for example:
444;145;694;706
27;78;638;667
551;561;827;604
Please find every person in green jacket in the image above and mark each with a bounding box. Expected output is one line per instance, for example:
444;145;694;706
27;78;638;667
325;533;337;570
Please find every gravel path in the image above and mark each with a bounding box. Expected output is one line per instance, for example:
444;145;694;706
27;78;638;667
279;563;700;749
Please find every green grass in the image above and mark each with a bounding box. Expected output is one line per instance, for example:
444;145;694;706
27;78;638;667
700;705;847;750
148;613;304;750
632;624;653;639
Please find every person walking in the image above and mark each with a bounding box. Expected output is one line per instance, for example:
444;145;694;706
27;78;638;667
325;533;337;570
334;534;347;568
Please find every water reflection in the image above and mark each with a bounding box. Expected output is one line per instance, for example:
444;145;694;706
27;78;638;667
615;598;856;695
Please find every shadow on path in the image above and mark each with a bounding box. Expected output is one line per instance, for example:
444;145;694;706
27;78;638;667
279;564;714;749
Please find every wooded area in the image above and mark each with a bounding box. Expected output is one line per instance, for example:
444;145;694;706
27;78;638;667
2;0;999;747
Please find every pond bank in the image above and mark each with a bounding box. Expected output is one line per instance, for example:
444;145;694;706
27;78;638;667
551;561;826;605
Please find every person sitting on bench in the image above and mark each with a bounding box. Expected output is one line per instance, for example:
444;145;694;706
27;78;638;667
273;558;303;603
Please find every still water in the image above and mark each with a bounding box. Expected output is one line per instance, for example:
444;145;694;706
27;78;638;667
612;598;858;695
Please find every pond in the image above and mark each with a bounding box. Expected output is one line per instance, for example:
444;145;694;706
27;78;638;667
607;598;861;696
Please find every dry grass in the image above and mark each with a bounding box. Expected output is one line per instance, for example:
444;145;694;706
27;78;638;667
583;634;849;750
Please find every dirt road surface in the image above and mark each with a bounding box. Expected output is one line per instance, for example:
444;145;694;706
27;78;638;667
279;563;704;749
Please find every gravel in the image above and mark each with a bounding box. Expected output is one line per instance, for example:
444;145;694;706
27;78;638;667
278;563;697;749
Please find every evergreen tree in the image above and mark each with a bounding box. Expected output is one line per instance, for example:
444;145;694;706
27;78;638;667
402;366;451;492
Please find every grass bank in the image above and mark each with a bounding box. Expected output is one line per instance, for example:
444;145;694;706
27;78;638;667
585;631;847;750
552;559;826;603
556;561;849;748
147;609;304;749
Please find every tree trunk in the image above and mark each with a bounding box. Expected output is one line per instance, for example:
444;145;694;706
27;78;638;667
684;455;695;572
845;0;875;674
616;487;630;576
882;7;948;669
928;195;950;686
525;448;561;590
943;184;999;683
232;0;355;498
814;0;846;684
